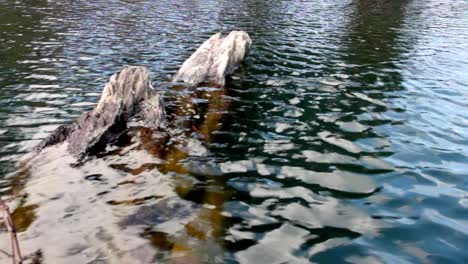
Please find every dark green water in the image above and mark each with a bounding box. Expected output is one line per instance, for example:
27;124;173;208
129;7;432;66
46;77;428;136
0;0;467;263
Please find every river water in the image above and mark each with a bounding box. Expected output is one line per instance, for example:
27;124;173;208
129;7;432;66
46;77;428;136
0;0;467;263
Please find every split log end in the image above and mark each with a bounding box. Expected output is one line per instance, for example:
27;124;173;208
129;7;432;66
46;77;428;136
173;31;252;86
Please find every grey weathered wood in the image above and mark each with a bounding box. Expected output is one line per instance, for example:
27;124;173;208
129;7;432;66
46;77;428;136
35;31;252;157
35;66;164;157
173;31;252;86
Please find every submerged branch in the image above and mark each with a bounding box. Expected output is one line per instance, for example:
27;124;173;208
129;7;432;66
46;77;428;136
0;199;23;264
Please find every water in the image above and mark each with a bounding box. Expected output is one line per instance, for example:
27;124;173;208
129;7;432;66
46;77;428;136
0;0;467;263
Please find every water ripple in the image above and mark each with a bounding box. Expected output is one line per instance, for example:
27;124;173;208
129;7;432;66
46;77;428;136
0;0;467;263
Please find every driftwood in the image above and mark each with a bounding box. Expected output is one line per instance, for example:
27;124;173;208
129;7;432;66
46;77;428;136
173;31;252;86
34;31;250;158
35;66;164;157
0;31;252;263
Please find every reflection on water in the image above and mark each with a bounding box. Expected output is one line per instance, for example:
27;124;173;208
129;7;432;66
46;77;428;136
1;0;468;263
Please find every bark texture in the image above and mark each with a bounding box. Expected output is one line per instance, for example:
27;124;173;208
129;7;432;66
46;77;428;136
35;66;164;157
35;31;252;157
173;31;252;86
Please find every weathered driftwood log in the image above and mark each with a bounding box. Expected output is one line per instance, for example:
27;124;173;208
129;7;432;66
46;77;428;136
173;31;252;86
34;31;251;157
35;66;164;157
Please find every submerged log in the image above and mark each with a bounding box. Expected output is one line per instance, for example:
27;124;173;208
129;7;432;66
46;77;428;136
173;30;252;86
4;31;253;263
34;31;251;157
35;66;164;157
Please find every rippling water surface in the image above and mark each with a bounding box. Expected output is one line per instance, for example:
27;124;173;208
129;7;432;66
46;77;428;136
0;0;467;263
